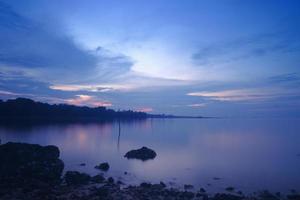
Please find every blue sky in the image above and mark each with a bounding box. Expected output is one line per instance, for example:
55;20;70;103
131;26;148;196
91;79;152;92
0;0;300;117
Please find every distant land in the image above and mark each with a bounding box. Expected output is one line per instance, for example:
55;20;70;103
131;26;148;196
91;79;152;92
0;98;205;122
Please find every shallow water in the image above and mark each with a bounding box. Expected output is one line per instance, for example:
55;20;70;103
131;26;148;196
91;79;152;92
0;118;299;194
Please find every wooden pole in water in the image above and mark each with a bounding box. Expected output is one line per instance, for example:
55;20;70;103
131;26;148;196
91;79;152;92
117;118;121;151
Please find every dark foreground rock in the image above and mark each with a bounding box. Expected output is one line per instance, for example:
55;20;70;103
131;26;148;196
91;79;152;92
0;142;298;200
0;142;64;183
2;178;296;200
124;146;157;161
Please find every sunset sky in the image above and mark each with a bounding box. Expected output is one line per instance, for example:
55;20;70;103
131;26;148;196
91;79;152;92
0;0;300;117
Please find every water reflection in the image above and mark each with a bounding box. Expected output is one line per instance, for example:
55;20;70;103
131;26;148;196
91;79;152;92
0;118;299;193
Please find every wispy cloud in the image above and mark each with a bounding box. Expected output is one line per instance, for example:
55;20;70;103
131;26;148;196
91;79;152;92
269;73;300;84
0;90;17;96
187;88;300;102
134;107;153;112
66;95;112;107
0;2;133;84
192;32;300;66
187;103;206;108
0;2;96;71
49;84;134;92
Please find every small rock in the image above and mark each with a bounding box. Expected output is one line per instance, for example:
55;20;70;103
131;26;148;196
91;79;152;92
95;186;109;197
213;177;221;180
225;187;235;192
287;194;300;200
160;181;166;188
107;177;114;183
91;174;105;183
200;188;206;193
124;171;128;175
140;182;152;188
95;162;110;171
124;146;156;161
181;191;194;199
79;163;86;166
213;193;243;200
184;184;194;190
259;190;278;200
64;171;91;185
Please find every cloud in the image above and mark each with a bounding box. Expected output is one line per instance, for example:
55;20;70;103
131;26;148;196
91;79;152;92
0;2;97;70
187;88;285;102
49;84;134;92
0;2;133;84
192;32;300;65
66;95;112;107
135;107;153;112
0;90;17;96
269;73;300;84
187;103;206;108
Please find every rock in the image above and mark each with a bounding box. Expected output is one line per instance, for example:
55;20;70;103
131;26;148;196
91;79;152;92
124;171;128;175
91;174;105;183
181;191;194;199
117;180;124;185
140;182;152;188
213;193;243;200
184;184;194;190
95;186;109;197
287;194;300;200
258;190;279;200
124;146;157;161
107;177;114;183
199;188;206;193
95;162;110;171
0;142;64;183
225;187;235;192
160;181;166;188
64;171;91;185
79;163;86;166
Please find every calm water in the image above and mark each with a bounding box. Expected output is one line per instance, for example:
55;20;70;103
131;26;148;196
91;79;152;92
0;118;299;193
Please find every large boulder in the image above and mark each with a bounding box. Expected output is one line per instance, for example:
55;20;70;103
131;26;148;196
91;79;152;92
0;142;64;183
124;146;156;161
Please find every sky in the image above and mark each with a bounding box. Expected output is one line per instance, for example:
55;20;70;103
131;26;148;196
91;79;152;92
0;0;300;117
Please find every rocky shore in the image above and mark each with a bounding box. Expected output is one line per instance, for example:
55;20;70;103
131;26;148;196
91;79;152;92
0;142;299;200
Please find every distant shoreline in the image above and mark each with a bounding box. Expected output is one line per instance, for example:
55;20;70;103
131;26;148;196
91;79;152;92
0;98;210;122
